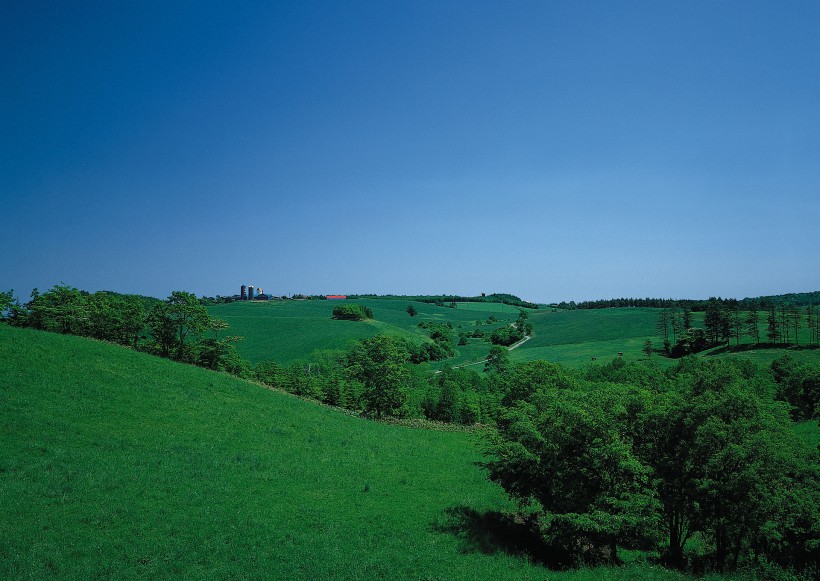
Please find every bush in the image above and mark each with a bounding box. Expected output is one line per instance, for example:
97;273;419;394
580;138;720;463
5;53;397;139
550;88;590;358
490;326;523;346
332;304;373;321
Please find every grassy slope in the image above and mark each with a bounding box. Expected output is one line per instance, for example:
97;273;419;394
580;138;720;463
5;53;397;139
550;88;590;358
1;325;691;580
208;299;517;365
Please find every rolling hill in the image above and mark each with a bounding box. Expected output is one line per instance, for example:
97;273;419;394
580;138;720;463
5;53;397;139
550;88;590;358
209;298;820;371
1;324;694;579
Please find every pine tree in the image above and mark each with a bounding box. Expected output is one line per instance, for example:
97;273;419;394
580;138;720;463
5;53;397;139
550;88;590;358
670;304;682;344
789;305;802;347
727;300;742;346
656;309;670;342
766;306;780;344
779;305;791;345
682;308;692;331
745;306;760;345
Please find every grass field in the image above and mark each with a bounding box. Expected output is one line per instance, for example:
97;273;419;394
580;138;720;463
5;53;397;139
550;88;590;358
209;299;516;365
453;302;536;314
4;325;706;579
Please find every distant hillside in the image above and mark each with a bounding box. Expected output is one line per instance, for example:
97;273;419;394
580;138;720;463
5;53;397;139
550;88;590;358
739;290;820;307
207;298;820;371
207;298;518;365
348;293;539;309
572;290;820;311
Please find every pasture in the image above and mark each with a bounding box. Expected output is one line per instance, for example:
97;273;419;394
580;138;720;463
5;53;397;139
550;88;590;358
208;299;516;365
211;299;820;371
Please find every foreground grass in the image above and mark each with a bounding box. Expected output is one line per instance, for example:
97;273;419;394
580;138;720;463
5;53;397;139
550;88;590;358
1;325;694;579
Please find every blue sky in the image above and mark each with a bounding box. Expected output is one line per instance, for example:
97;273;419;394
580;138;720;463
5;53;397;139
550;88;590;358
2;1;819;303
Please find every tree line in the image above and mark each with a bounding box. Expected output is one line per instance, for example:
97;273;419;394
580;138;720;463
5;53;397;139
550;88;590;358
2;286;248;375
573;290;820;312
656;297;820;357
349;293;540;310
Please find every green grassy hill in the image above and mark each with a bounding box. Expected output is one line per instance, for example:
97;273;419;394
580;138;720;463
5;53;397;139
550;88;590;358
1;325;693;579
207;299;518;365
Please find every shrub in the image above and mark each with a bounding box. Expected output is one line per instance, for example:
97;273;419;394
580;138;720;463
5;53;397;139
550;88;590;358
331;303;373;321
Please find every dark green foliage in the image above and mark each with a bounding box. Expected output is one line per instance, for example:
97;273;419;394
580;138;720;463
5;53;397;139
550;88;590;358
669;328;708;357
577;291;820;311
423;367;491;425
490;326;524;346
332;303;373;321
8;284;260;381
704;297;730;346
409;341;449;363
146;291;211;361
772;355;820;420
515;309;528;331
406;304;417;317
346;335;409;418
7;284;146;347
415;321;456;359
499;360;578;406
483;357;819;574
196;336;250;377
254;359;280;387
583;357;667;390
485;345;510;374
483;386;662;564
645;359;818;571
0;289;16;319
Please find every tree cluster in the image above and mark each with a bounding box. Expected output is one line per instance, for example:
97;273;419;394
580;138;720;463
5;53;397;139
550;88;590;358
331;303;373;321
771;354;820;420
413;321;455;362
657;299;820;357
4;286;149;347
482;357;819;574
3;285;247;376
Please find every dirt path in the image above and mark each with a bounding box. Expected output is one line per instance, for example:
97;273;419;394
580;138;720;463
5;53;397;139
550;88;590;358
433;326;531;374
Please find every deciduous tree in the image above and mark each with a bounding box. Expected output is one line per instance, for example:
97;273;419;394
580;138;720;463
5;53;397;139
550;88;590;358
346;336;409;418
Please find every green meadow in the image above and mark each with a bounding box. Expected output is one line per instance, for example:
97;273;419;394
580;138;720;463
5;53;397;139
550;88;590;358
208;299;517;365
0;325;699;579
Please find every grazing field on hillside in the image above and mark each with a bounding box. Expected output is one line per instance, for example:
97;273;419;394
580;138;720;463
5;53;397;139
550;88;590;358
4;325;697;579
209;299;516;365
453;301;536;313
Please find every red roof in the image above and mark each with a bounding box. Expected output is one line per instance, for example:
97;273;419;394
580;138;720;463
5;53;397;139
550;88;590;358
327;295;347;299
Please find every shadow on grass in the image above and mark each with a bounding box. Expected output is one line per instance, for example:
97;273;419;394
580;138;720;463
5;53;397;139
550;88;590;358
432;505;573;570
704;343;820;357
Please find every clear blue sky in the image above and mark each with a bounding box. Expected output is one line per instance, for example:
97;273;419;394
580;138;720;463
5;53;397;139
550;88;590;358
3;1;819;303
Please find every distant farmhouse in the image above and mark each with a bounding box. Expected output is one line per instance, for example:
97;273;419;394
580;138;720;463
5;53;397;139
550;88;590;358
240;284;269;301
238;285;344;301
